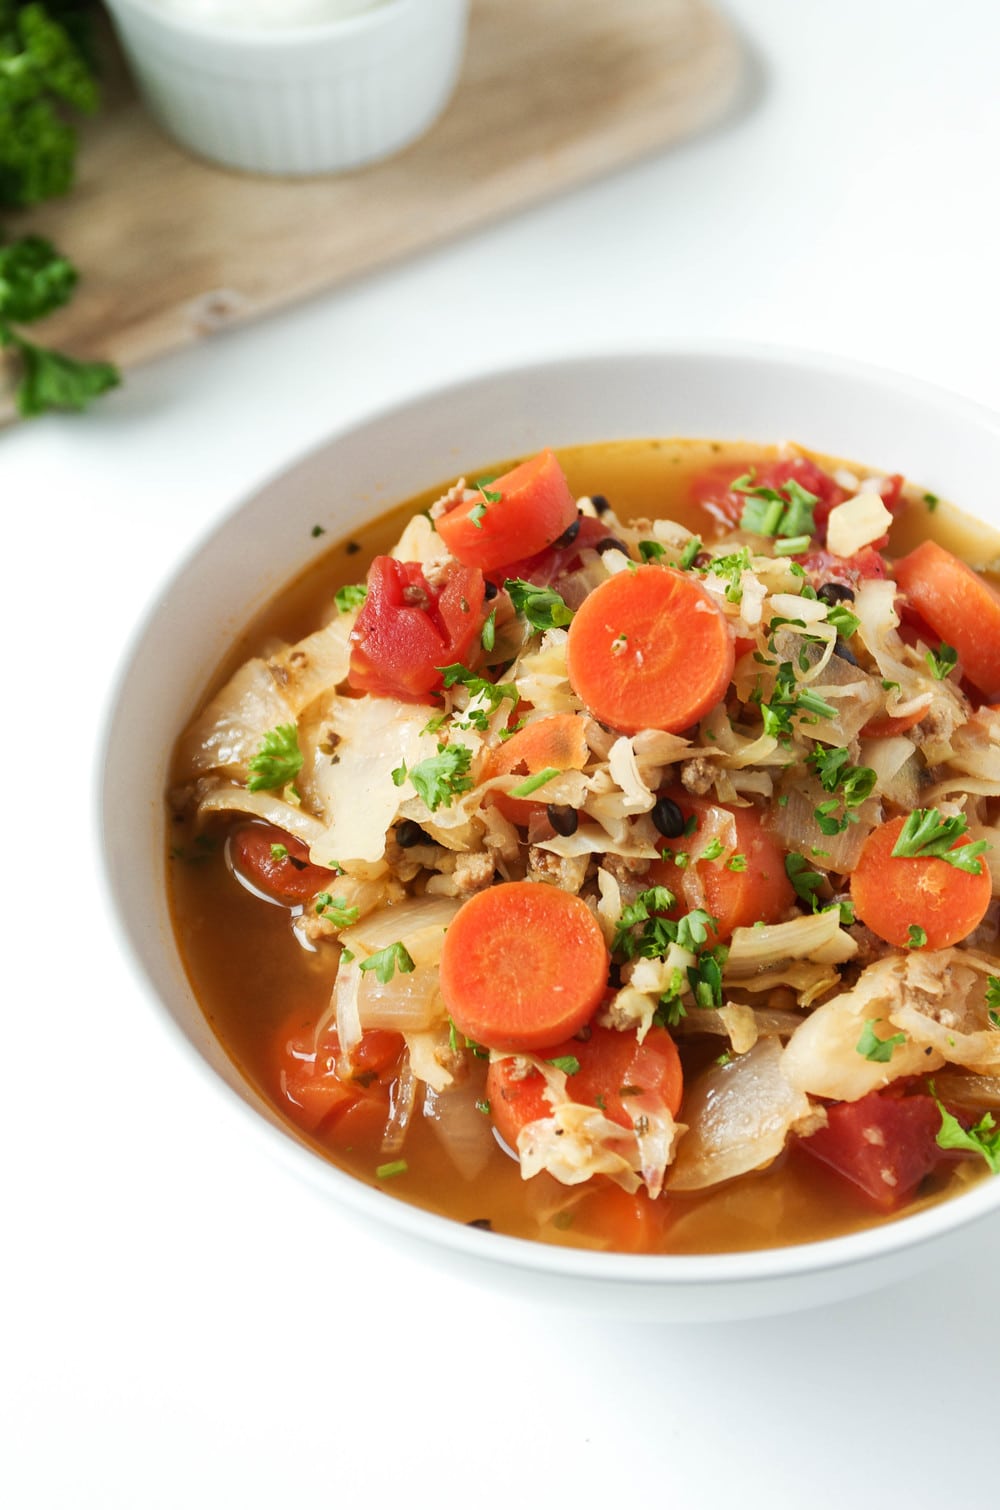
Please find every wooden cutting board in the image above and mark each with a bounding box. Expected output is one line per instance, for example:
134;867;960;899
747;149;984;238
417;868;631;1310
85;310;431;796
0;0;743;420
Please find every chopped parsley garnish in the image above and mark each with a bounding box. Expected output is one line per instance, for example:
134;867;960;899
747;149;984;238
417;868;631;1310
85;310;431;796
503;578;575;630
756;661;837;739
547;1055;581;1075
932;1093;1000;1174
481;608;497;653
700;837;724;862
438;663;519;730
334;582;368;613
732;472;818;539
270;843;289;861
508;766;560;798
906;924;928;949
638;540;666;563
987;976;1000;1027
856;1018;907;1062
825;602;861;638
807;746;877;807
890;808;988;874
687;944;728;1008
925;641;958;680
393;743;474;810
924;492;939;511
247;723;303;792
475;1099;491;1115
359;941;415;984
699;547;752;603
674;908;716;952
814;798;852;836
468;500;487;528
726;853;748;872
785;851;824;907
315;893;360;929
679;536;703;569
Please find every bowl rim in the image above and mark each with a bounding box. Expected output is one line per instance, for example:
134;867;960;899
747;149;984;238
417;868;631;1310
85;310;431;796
98;339;1000;1291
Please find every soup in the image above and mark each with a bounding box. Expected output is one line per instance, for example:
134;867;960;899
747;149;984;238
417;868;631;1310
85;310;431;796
168;439;1000;1254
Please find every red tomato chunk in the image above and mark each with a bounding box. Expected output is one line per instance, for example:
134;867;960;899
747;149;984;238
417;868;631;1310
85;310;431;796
798;1089;945;1211
348;556;486;701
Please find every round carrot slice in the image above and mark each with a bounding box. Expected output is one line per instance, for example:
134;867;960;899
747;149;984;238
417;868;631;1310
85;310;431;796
893;539;1000;696
565;566;735;734
850;814;992;949
439;882;609;1052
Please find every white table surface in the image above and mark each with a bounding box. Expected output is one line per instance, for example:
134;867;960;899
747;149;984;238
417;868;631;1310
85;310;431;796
5;1;998;1505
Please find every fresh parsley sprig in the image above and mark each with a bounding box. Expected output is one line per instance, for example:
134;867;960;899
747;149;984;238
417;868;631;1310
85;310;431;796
335;582;367;613
359;941;415;984
932;1089;1000;1174
925;642;958;680
438;662;519;731
314;892;360;929
247;723;303;793
393;742;473;811
0;233;119;415
890;809;988;874
503;578;574;631
855;1018;907;1063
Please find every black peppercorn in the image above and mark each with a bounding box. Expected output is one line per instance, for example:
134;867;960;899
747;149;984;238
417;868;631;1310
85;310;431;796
484;579;499;600
817;581;855;605
591;494;612;516
651;796;686;839
546;804;579;837
552;517;581;549
396;820;429;848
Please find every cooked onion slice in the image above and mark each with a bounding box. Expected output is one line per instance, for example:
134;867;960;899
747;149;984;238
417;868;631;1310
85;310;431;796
668;1039;822;1191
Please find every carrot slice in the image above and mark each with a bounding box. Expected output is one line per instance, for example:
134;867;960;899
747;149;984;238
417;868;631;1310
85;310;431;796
487;1023;683;1150
565;566;734;734
893;539;1000;696
648;794;794;939
850;814;992;949
860;707;926;739
482;712;588;825
435;450;577;573
440;882;609;1052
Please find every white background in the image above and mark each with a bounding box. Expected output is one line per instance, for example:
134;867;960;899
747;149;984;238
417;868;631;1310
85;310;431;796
4;1;998;1505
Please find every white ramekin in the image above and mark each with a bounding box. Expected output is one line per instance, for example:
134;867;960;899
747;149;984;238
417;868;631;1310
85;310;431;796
103;0;470;175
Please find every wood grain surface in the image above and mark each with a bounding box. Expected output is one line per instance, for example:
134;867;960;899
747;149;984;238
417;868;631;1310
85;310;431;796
0;0;743;420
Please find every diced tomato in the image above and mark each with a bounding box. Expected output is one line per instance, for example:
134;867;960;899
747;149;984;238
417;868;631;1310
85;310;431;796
435;450;578;573
797;545;888;588
487;1023;683;1153
690;455;846;535
230;823;332;904
348;556;486;701
797;1088;944;1211
566;1182;670;1253
274;1009;404;1147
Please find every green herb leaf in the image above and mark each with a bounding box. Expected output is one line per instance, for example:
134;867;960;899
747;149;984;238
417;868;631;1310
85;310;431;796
907;924;927;949
503;578;574;631
335;582;367;613
856;1018;907;1062
270;843;289;861
807;746;877;807
638;540;666;563
547;1055;581;1075
481;608;497;653
732;472;818;539
890;808;988;874
359;941;416;984
925;642;958;680
786;851;824;907
405;742;474;811
679;536;703;570
247;723;303;792
0;233;76;321
438;662;519;730
315;892;360;929
3;327;119;416
986;975;1000;1027
0;5;99;208
933;1096;1000;1174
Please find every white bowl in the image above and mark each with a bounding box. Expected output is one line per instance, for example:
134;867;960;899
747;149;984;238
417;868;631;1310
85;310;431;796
100;346;1000;1321
103;0;469;174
